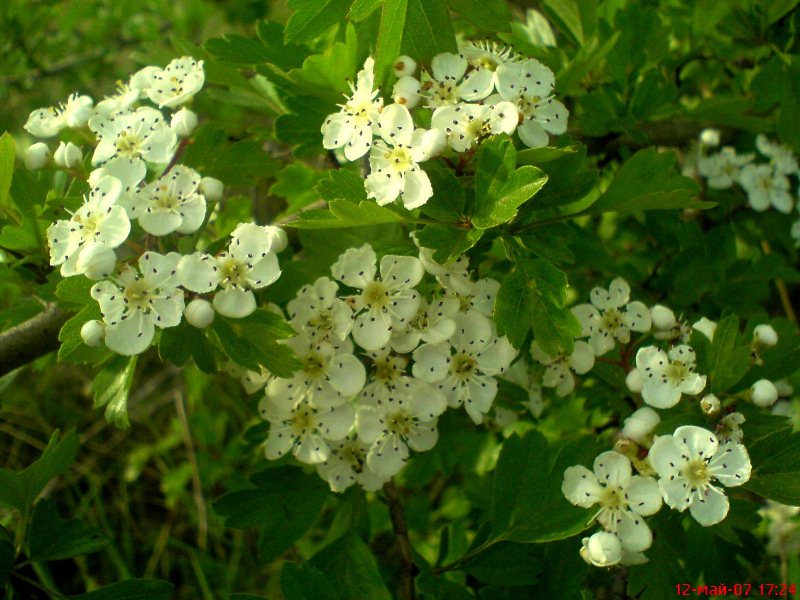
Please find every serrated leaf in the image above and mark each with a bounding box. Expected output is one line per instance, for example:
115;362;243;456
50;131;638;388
416;224;483;264
542;0;584;45
28;498;107;561
316;169;368;203
289;25;359;100
288;199;409;229
213;314;300;377
310;533;393;600
205;34;276;66
285;0;351;43
420;163;466;221
0;429;79;513
55;275;95;306
692;316;751;393
58;304;110;364
274;95;332;157
445;0;512;32
91;355;138;429
744;421;800;505
582;148;709;215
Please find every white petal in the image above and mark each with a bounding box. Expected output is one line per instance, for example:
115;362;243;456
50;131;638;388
401;169;433;209
175;194;207;234
689;485;729;526
322;112;355;150
562;465;602;507
517;119;549;149
642;380;681;409
245;252;281;289
593;451;632;489
352;311;392;351
412;343;451;382
294;434;330;464
533;98;569;135
265;425;295;459
431;53;468;82
367;434;409;477
708;443;751;487
407;421;438;452
105;312;155;355
624;301;651;332
459;68;494;101
139;208;182;236
625;476;662;516
648;436;685;479
331;244;377;289
327;354;367;396
464;374;497;423
616;510;652;553
178;253;220;293
569;341;595;374
379;104;414;145
152;292;185;329
316;405;356;440
380;255;424;290
213;287;256;318
674;426;719;462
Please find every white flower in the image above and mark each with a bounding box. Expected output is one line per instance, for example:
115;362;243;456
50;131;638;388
178;223;283;318
649;425;751;526
530;340;594;397
650;305;676;331
365;104;442;209
459;41;522;100
358;346;412;407
259;398;355;465
390;296;459;354
356;385;447;477
697;147;753;189
95;67;158;116
80;320;105;347
431;101;518;152
76;242;117;280
129;165;206;235
751;379;778;407
89;106;177;167
321;57;382;161
25;143;50;170
463;277;501;316
146;57;205;108
621;407;660;444
495;58;569;148
54;142;83;169
580;531;622;567
753;324;778;348
393;75;422;110
756;135;799;175
700;394;721;415
46;175;130;277
692;317;717;341
264;334;366;410
287;276;353;342
90;252;185;355
316;438;388;492
563;451;662;552
24;106;65;138
420;52;474;108
634;345;706;408
413;235;472;295
89;156;147;198
62;93;94;128
739;164;793;213
504;358;546;418
331;244;423;351
571;278;651;355
717;412;746;444
412;311;516;424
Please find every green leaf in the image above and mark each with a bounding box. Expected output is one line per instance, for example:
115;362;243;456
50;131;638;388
581;149;708;215
281;562;342;600
275;95;333;157
214;467;328;560
420;163;466;221
316;169;368;203
374;0;458;83
290;25;359;100
91;355;138;429
272;164;325;216
494;258;580;354
416;224;483;264
627;513;687;600
27;498;107;561
445;0;512;32
0;538;13;587
461;542;542;585
72;579;174;600
0;429;79;513
542;0;584;45
416;572;473;600
473;136;547;229
288;199;409;229
158;320;217;373
744;421;800;505
691;316;751;393
490;431;598;542
285;0;351;43
0;132;14;208
55;275;95;307
213;313;300;377
517;223;575;265
58;303;110;364
182;125;276;184
347;0;382;21
310;532;393;600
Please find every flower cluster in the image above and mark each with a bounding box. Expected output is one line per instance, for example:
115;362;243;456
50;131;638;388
29;58;286;355
234;242;517;492
320;43;568;209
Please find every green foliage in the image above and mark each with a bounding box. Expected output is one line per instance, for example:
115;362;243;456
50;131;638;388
309;533;393;600
0;133;14;208
91;355;138;429
691;317;752;393
212;310;300;377
71;579;175;600
27;498;107;561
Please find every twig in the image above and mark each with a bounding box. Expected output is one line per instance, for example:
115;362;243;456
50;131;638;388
0;302;72;377
384;480;416;600
761;240;797;322
174;388;208;550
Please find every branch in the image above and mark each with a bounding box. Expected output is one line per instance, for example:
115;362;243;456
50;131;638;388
0;303;71;377
384;480;416;600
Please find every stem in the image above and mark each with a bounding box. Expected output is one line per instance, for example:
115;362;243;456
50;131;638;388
0;302;71;377
174;389;208;550
761;240;797;322
384;480;416;600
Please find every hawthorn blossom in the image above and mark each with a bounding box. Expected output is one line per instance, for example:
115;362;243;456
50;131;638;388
756;134;798;175
390;296;459;354
331;244;423;351
563;451;662;552
321;57;382;161
146;57;205;108
24;93;93;138
580;531;622;567
364;104;443;209
287;276;353;342
90;252;184;355
259;397;355;465
738;163;794;213
46;175;130;278
571;278;651;356
459;41;522;100
420;52;475;108
129;165;206;235
530;340;594;397
633;345;706;409
649;426;752;526
412;311;516;424
95;66;158;116
359;346;414;407
316;438;388;492
356;384;447;477
431;101;518;152
495;58;569;148
177;223;283;318
697;147;753;189
89;106;177;167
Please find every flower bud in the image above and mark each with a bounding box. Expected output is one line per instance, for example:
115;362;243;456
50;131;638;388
775;379;794;397
184;298;215;328
751;379;778;408
393;55;417;78
692;317;717;341
622;406;660;443
80;320;106;347
700;128;721;148
77;242;117;280
700;394;721;415
199;177;223;202
772;401;792;417
25;142;50;170
263;225;288;253
580;531;622;567
53;141;83;169
171;107;198;137
753;324;778;348
63;94;94;128
625;369;644;393
650;304;676;330
393;75;421;110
